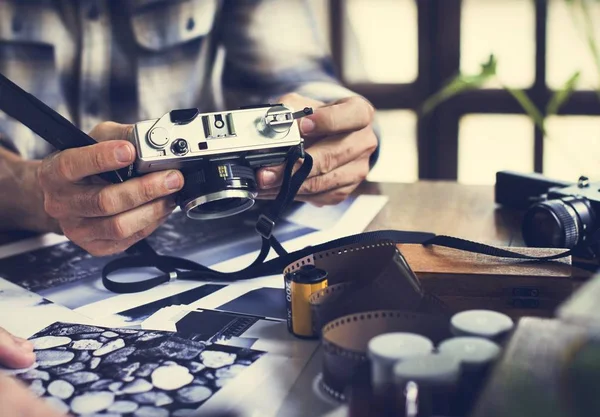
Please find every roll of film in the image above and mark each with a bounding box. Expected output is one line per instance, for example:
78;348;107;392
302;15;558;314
284;265;328;338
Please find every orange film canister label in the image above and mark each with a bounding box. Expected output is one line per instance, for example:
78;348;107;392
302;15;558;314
285;265;328;338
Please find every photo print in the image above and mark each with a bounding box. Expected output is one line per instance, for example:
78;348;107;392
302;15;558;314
10;321;265;416
0;278;89;338
0;201;324;309
216;287;286;321
142;307;316;358
175;309;278;348
106;284;228;327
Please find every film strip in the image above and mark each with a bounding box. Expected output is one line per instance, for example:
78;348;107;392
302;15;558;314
321;310;451;401
283;241;451;400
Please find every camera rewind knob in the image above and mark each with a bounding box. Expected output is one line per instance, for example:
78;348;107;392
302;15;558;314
264;105;295;134
259;105;314;137
148;127;170;148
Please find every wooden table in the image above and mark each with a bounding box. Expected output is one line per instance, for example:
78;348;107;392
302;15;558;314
0;181;589;417
0;181;523;247
358;181;524;246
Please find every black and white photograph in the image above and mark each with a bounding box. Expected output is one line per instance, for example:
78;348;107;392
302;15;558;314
142;307;316;359
0;198;367;311
105;284;228;328
0;278;89;339
0;203;319;309
10;321;266;416
216;287;286;321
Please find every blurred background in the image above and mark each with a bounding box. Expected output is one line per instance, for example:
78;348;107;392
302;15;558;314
306;0;600;185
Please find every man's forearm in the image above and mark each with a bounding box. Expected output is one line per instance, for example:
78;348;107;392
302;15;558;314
0;147;58;233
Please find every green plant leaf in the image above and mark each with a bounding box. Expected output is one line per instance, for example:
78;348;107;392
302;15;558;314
479;54;498;76
504;86;547;135
421;55;497;114
547;71;581;116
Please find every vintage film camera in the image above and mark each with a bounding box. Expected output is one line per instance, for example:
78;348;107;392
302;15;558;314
131;104;313;220
495;170;600;258
0;71;312;221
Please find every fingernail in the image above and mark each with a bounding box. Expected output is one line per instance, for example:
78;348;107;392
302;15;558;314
261;170;277;188
300;117;316;134
115;144;133;163
165;171;182;190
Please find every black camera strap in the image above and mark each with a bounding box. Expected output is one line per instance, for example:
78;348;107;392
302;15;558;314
102;150;576;294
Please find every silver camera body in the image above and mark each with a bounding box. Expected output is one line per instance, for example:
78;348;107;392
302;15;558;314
130;104;309;220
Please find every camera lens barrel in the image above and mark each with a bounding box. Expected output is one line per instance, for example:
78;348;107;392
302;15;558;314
522;196;595;249
178;162;258;220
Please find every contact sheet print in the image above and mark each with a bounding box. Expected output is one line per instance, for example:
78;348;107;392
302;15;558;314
13;322;265;416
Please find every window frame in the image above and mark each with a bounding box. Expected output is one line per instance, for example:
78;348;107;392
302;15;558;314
329;0;600;180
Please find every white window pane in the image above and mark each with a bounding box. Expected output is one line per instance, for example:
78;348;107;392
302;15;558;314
344;0;418;84
544;116;600;181
458;115;534;185
461;0;535;89
547;0;600;90
367;110;418;183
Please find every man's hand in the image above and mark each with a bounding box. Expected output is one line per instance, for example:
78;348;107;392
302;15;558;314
256;93;377;206
0;327;67;416
38;122;184;256
0;375;68;417
0;326;34;369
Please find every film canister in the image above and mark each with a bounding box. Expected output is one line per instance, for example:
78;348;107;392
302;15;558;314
284;264;328;338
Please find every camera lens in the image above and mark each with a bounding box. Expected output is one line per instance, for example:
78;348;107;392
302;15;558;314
177;162;258;220
522;196;595;249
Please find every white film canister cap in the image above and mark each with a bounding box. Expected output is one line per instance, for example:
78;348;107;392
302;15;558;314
438;337;501;369
393;354;461;387
450;310;514;339
368;332;434;365
367;333;434;386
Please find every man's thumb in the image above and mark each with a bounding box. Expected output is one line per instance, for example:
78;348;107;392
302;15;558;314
0;328;35;369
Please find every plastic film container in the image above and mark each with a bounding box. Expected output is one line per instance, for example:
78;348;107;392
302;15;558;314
438;336;501;415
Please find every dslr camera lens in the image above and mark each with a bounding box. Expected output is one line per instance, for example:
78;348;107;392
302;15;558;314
522;196;595;249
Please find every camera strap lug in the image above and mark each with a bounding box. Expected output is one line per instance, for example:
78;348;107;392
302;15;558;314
256;214;276;240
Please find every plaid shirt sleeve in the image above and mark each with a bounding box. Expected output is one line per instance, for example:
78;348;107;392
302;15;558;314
0;0;378;165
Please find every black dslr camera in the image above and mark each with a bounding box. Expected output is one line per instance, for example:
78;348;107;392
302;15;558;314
495;170;600;258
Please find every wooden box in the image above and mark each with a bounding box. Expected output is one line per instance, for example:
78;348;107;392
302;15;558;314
398;244;592;319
